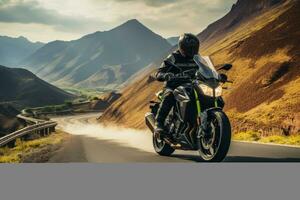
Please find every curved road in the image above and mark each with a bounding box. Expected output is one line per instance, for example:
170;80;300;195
50;113;300;163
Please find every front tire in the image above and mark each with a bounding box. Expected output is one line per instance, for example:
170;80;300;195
153;134;175;156
197;110;231;162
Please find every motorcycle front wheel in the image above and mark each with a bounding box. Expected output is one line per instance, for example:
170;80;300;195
197;110;231;162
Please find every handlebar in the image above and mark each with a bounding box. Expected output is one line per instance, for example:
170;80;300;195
166;73;233;83
168;74;191;81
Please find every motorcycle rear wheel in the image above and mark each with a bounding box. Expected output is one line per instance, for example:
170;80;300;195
197;110;231;162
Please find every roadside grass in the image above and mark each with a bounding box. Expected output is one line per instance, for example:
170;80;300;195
233;131;300;146
0;131;66;163
62;87;112;99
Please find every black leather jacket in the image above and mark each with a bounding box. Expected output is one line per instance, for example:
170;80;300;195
156;50;199;88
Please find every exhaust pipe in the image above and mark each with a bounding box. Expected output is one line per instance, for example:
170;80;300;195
145;112;155;133
146;112;183;149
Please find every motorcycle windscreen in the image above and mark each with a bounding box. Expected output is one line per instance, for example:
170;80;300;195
193;55;219;80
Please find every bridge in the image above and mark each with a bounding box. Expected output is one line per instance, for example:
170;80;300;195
0;114;57;147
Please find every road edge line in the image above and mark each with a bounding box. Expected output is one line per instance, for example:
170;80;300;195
232;140;300;149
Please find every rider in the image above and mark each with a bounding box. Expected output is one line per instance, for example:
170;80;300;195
154;33;200;138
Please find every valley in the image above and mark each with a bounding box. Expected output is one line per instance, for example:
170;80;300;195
0;0;299;163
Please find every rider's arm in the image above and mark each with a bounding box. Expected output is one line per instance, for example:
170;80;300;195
155;54;175;82
155;64;169;82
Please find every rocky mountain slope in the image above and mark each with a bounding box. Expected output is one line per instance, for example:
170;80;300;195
198;0;286;47
22;19;171;90
100;0;300;135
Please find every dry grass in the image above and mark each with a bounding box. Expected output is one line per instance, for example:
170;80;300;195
233;131;261;142
202;1;291;54
234;131;300;146
0;131;66;163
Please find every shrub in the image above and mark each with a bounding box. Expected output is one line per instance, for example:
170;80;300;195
64;101;73;107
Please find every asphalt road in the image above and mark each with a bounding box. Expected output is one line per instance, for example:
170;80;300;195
50;113;300;163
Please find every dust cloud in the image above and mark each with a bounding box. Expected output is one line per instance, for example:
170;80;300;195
62;122;154;153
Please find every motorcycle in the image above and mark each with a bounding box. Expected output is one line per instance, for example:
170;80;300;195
145;55;233;162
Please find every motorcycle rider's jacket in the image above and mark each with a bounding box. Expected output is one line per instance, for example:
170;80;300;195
155;50;199;89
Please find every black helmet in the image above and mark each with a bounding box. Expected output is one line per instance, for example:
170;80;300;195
178;33;200;58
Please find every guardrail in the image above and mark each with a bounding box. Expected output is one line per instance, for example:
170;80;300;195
17;114;45;124
0;115;57;147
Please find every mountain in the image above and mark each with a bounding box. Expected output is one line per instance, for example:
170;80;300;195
100;0;300;135
0;65;74;109
0;36;44;67
167;36;179;46
90;92;122;111
198;0;286;47
22;19;172;89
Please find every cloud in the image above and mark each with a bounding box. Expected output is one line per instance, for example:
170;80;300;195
128;0;236;36
0;0;10;6
0;0;237;42
111;0;179;7
0;0;101;32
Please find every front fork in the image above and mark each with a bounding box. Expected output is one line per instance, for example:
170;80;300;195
196;107;223;139
197;111;212;141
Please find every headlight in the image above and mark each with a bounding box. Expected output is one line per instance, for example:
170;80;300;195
198;84;222;97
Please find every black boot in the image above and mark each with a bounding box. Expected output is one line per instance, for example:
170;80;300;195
154;91;175;138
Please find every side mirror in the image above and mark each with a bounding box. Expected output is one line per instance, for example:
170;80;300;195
219;73;228;83
217;64;232;71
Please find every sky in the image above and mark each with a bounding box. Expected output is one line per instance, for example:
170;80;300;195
0;0;237;43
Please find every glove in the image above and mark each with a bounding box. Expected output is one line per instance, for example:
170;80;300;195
164;73;174;81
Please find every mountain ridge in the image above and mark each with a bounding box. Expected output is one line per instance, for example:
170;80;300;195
0;35;44;67
22;19;172;90
198;0;286;46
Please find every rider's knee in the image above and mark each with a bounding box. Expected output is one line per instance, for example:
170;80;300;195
163;88;173;96
163;90;174;100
